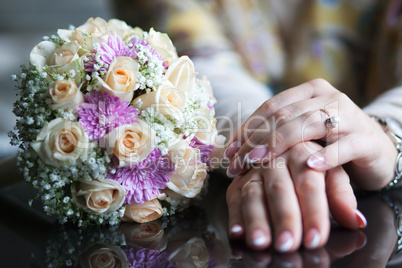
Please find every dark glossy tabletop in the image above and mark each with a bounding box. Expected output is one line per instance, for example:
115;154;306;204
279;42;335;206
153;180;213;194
1;156;402;268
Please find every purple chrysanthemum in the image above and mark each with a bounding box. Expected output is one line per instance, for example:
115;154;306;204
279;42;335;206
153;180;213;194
76;90;139;140
86;34;137;73
125;248;177;268
189;137;214;167
107;149;175;205
85;34;167;74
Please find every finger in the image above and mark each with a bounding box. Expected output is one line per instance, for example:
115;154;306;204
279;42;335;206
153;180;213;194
239;109;331;164
288;148;330;250
325;166;367;229
262;160;302;253
240;170;271;250
225;79;335;159
226;177;246;239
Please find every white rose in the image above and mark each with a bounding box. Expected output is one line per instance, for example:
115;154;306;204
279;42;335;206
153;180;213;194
71;179;126;214
29;41;59;71
134;80;186;123
30;40;84;78
196;76;216;105
58;17;109;48
98;56;139;102
123;199;163;223
146;28;178;66
164;56;197;98
166;147;207;198
102;119;155;167
31;118;90;167
49;79;84;110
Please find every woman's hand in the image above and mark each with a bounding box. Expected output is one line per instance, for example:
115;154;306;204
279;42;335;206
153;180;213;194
225;79;397;190
226;141;366;252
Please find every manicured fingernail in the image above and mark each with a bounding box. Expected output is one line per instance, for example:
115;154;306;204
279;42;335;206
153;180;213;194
226;157;244;178
276;231;294;252
356;231;367;249
224;140;241;159
307;155;325;169
355;210;367;228
246;146;268;163
252;230;268;247
305;228;320;249
230;224;243;235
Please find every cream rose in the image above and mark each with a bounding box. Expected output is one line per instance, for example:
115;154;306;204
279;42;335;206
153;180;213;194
168;237;209;268
120;221;167;250
102;119;155;167
108;19;142;42
166;147;207;198
78;243;128;268
71;179;126;214
49;79;84;110
195;117;217;145
134;81;186;123
49;41;80;66
98;56;139;102
123;199;163;223
29;41;59;71
164;56;197;97
58;17;109;47
31;118;90;167
146;28;178;66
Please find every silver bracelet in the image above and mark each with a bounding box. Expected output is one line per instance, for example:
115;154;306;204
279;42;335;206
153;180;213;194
371;117;402;189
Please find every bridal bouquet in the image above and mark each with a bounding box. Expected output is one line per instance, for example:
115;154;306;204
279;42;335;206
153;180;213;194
9;17;222;226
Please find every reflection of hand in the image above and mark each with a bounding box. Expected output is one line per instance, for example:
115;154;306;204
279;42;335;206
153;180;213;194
225;79;397;191
226;141;366;252
229;227;365;268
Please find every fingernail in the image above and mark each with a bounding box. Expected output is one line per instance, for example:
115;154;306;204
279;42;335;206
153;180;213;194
224;140;241;159
356;231;367;249
230;224;243;236
355;210;367;228
252;230;268;247
276;231;294;252
305;228;320;249
247;146;268;163
226;157;244;178
306;155;326;169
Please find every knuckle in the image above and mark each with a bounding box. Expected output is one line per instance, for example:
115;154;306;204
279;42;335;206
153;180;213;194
308;78;332;89
241;184;261;200
266;179;287;195
274;107;295;124
261;99;280;116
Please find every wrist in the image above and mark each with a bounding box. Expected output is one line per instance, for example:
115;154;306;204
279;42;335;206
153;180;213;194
371;116;402;190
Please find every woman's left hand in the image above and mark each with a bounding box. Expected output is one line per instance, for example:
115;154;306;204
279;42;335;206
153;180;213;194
225;79;397;190
226;141;365;252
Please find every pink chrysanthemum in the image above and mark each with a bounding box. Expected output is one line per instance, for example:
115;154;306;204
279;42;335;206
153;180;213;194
76;90;139;140
107;149;175;205
190;137;214;167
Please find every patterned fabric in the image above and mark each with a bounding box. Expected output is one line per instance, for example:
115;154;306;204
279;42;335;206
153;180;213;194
114;0;402;106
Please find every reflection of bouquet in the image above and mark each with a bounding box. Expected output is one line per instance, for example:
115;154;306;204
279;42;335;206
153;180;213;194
9;17;223;226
